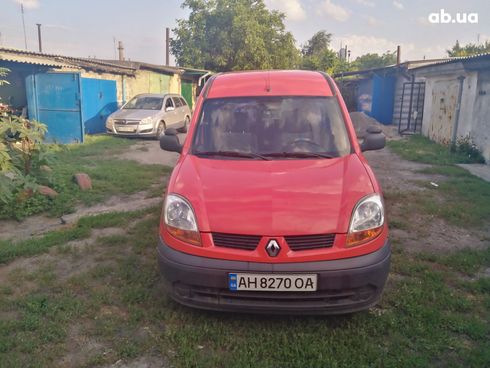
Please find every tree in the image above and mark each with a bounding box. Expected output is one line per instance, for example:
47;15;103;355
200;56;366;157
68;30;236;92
351;51;397;70
302;31;332;57
300;31;337;72
171;0;300;72
447;40;490;57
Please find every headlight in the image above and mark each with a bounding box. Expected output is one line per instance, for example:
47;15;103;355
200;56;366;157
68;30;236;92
164;194;201;246
140;116;154;125
346;194;384;247
107;117;114;126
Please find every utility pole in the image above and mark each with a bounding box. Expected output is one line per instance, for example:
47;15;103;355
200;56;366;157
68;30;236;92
36;23;42;53
21;4;27;50
165;27;170;66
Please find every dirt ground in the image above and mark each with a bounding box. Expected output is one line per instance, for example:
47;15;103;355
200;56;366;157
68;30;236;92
364;147;488;253
118;134;187;167
0;189;163;242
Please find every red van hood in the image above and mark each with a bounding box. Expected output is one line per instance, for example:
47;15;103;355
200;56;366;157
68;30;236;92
171;154;374;236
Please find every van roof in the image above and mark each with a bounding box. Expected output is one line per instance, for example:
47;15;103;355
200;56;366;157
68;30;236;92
206;70;334;99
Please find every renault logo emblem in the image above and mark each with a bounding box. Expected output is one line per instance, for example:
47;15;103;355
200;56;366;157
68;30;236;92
266;239;281;257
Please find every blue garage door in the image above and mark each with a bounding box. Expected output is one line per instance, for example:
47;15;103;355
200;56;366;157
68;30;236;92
81;78;118;134
370;74;396;125
26;73;84;143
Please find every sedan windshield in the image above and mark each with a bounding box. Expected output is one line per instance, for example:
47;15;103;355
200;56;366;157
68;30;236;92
123;96;163;110
192;96;351;159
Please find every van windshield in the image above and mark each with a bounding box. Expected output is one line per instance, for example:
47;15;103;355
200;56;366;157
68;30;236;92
192;96;351;159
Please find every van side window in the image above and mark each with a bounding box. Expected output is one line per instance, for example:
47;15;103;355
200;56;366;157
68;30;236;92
180;97;188;106
173;97;183;107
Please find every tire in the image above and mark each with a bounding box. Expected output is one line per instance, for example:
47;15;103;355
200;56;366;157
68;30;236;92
155;121;165;139
178;116;189;133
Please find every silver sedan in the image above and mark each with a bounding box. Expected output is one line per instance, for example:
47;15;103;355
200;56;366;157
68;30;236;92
106;93;191;138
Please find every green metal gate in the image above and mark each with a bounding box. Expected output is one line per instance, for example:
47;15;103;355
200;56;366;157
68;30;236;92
181;80;193;109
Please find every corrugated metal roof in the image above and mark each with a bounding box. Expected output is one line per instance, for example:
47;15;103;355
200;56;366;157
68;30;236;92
0;47;211;76
0;47;136;75
410;52;490;70
333;58;452;78
100;59;187;75
0;51;70;68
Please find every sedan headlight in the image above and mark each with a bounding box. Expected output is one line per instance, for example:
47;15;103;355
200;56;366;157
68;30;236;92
346;194;384;247
140;116;154;125
164;194;201;246
106;117;114;127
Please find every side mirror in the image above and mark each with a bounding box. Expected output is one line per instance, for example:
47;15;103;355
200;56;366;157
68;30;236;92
160;130;182;153
360;129;386;152
165;106;175;112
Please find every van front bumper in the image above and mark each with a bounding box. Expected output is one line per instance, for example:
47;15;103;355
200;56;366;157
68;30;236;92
157;237;391;315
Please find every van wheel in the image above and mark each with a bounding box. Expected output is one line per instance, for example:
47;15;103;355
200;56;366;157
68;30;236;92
156;121;166;139
178;116;189;133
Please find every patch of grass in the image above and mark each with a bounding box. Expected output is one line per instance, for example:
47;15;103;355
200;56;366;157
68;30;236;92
388;135;484;165
440;247;490;275
1;209;488;368
0;135;170;220
415;246;490;276
388;138;490;228
418;165;470;177
0;207;157;264
417;175;490;228
0;292;87;367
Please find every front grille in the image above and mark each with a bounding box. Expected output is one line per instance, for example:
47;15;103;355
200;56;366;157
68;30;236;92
212;233;261;250
285;234;335;250
114;119;139;125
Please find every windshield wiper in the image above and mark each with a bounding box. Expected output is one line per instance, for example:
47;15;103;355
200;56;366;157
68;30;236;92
263;152;335;159
193;150;271;161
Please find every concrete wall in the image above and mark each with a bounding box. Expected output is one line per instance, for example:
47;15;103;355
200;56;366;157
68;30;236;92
125;70;169;98
471;70;490;162
169;73;181;94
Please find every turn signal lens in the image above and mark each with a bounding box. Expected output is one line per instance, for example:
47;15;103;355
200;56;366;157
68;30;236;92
346;226;383;247
346;194;385;247
164;194;201;246
166;225;201;246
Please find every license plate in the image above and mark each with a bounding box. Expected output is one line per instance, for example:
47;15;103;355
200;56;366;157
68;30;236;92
229;273;317;292
117;126;135;132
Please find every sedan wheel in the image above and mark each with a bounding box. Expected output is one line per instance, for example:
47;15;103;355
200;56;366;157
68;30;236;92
178;116;189;133
156;121;165;139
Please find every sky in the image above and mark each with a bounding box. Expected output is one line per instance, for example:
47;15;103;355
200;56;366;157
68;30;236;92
0;0;489;66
